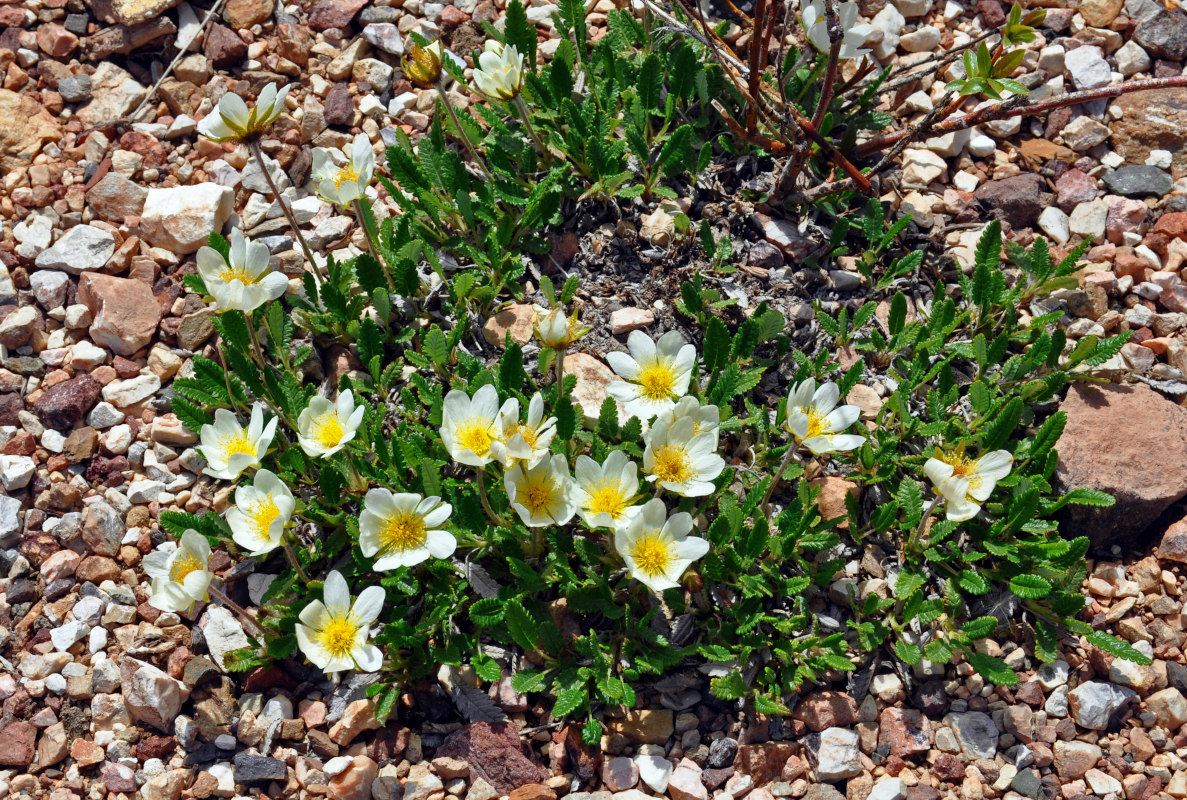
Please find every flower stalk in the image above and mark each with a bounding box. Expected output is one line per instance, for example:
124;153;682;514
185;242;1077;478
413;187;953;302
207;583;266;637
247;138;321;287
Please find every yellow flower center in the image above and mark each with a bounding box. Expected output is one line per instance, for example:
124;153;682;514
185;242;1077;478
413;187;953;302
636;357;678;402
630;531;675;578
651;445;693;485
169;551;205;582
220;429;257;460
455;417;495;458
333;164;359;190
317;613;358;659
379;509;427;554
245;495;281;543
519;475;560;515
218;266;258;285
802;406;831;440
504;421;538;450
311;410;345;449
939;451;983;491
585;478;629;519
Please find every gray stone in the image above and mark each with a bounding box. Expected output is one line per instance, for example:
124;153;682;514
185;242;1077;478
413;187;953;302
943;712;998;759
813;727;862;782
1065;45;1111;90
1134;8;1187;60
1011;768;1044;799
58;74;92;103
34;225;115;274
1067;681;1139;730
202;607;250;671
0;494;21;547
234;753;287;783
122;658;191;731
1103;165;1174;197
363;22;403;54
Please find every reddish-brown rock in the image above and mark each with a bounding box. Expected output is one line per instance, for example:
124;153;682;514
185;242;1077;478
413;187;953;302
792;691;858;732
0;720;36;766
78;273;162;357
204;23;247;67
31;373;101;429
308;0;368;29
1055;383;1187;548
733;743;795;784
435;722;549;794
878;708;932;757
1158;514;1187;564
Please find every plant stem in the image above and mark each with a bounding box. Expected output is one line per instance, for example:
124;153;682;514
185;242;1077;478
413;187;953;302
761;442;800;514
216;339;244;413
907;495;942;556
244;312;268;367
475;467;508;526
207;583;266;637
352;198;396;293
435;83;495;184
247;138;321;289
513;95;549;164
555;346;566;400
852;74;1187;158
811;0;844;131
283;531;311;583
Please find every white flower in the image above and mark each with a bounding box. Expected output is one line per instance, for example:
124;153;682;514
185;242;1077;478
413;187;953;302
801;0;874;60
490;392;557;469
199;405;278;480
615;498;709;592
574;450;641;531
197;82;291;142
534;306;587;349
295;571;385;677
655;396;720;442
473;40;525;100
924;448;1013;522
440;385;503;468
785;379;865;455
196;227;289;313
144;530;213;613
606;330;697;420
505;453;577;527
297;390;365;459
359;489;456;571
227;469;295;557
312;133;376;206
643;416;724;497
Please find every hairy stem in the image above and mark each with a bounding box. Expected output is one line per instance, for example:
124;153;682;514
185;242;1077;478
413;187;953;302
207;583;266;637
853;75;1187;158
761;442;800;514
247;138;321;289
435;83;495;184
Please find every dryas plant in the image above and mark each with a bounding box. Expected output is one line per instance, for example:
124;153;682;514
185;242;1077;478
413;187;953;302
162;5;1150;725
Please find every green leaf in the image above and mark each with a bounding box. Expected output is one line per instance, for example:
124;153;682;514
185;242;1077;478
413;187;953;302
556;396;577;441
961;616;999;639
967;650;1018;686
1009;573;1052;599
703;317;730;374
582;718;602;745
511;669;548;693
503;0;538;68
470;597;505;626
552;686;587;717
424;325;451;367
1087;630;1153;664
636;53;662;111
709;672;748;700
504;599;539;652
473;653;503;682
895;640;922;664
